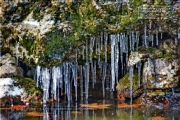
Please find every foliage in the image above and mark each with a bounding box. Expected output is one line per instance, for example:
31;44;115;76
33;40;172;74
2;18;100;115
20;34;35;55
2;0;179;66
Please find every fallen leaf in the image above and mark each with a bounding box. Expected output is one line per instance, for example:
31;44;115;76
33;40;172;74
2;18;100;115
80;103;111;109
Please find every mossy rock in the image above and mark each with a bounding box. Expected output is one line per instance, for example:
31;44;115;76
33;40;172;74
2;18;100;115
146;90;166;97
116;73;139;92
13;75;43;98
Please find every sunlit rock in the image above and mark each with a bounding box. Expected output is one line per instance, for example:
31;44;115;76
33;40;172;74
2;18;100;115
143;59;179;89
127;52;145;67
0;64;23;78
23;12;55;35
0;54;23;77
0;53;16;65
0;78;25;98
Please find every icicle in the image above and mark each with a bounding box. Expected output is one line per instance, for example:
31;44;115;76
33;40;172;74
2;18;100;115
144;23;147;48
159;27;162;40
86;40;88;62
86;62;90;100
98;36;101;63
64;63;71;102
131;31;135;51
67;63;71;102
41;68;50;103
129;66;134;104
101;32;103;50
149;20;152;29
156;30;159;46
120;33;124;76
125;34;129;64
90;37;94;62
16;42;19;66
137;61;142;87
115;34;119;84
80;65;83;98
110;34;115;91
59;65;63;99
36;66;41;87
119;34;122;57
52;66;60;100
91;62;95;88
104;33;108;62
152;34;154;47
102;62;107;98
72;63;78;101
84;62;89;100
175;37;177;45
136;31;139;50
126;52;128;68
129;32;132;50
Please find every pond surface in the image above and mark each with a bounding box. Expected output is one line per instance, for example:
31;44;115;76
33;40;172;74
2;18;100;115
1;83;180;120
1;101;180;120
1;94;180;120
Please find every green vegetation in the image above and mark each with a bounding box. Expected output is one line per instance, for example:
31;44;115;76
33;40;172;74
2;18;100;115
20;34;35;55
138;45;177;60
39;0;144;64
1;0;179;66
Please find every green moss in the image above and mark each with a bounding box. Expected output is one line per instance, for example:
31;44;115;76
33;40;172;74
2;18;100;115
116;73;139;92
138;46;177;59
147;90;165;97
20;34;35;55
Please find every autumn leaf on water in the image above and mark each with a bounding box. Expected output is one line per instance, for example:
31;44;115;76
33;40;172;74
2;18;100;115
152;116;165;120
118;103;141;108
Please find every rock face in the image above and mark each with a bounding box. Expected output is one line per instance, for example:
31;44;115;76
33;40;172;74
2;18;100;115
127;52;145;67
0;53;23;78
143;58;179;89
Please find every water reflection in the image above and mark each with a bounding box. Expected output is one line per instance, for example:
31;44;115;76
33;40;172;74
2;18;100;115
1;103;180;120
1;90;180;120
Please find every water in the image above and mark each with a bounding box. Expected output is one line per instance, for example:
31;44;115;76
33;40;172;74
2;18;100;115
1;89;180;120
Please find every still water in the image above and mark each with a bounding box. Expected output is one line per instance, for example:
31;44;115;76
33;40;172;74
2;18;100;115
1;100;180;120
1;83;180;120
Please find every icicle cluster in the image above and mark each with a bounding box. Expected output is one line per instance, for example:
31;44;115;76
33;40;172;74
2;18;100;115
36;31;142;102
